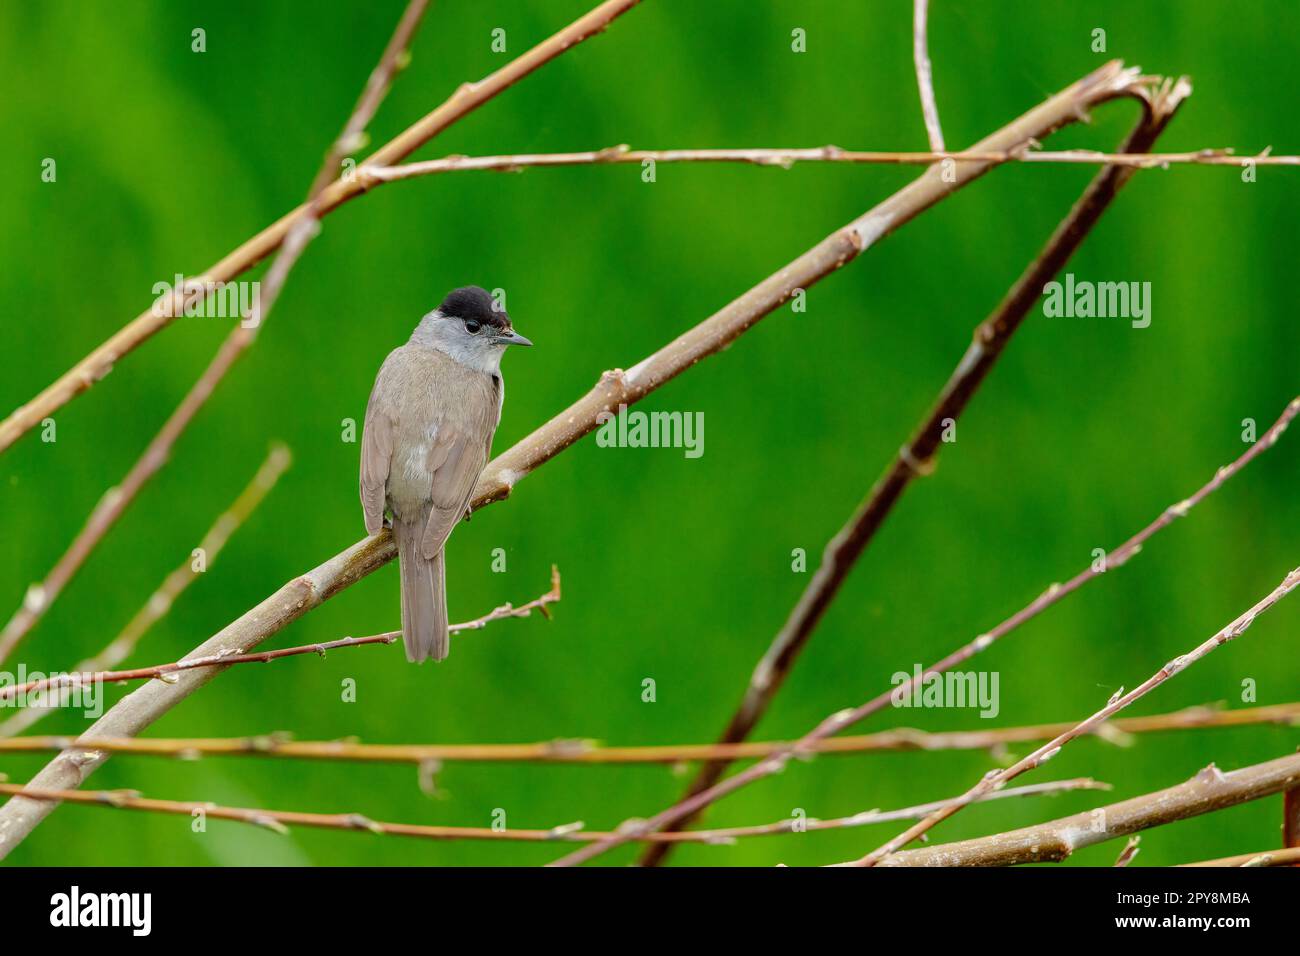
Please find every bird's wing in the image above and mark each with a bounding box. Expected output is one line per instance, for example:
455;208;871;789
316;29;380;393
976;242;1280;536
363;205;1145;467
420;424;488;559
359;364;396;535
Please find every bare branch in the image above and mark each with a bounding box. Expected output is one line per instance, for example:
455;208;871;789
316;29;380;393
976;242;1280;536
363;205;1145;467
912;0;945;151
0;569;559;703
360;145;1298;182
1181;846;1300;868
862;751;1300;866
1113;837;1141;867
0;776;1103;846
0;0;645;455
1283;780;1300;859
4;698;1292;765
851;565;1300;866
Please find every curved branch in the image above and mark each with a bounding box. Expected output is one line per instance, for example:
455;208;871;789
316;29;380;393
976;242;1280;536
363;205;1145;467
0;777;1103;846
0;568;559;702
3;699;1292;765
864;752;1300;867
912;0;945;151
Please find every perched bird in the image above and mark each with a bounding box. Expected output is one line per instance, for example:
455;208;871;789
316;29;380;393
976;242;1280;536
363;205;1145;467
360;286;532;662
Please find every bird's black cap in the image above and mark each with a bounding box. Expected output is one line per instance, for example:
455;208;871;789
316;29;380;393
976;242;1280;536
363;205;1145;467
439;286;509;329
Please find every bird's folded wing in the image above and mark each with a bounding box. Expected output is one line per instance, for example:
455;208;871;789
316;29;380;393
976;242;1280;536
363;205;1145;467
420;425;488;559
360;380;395;535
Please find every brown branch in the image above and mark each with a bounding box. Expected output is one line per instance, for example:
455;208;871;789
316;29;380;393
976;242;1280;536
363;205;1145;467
0;2;428;667
1113;837;1141;867
0;776;1103;846
1283;779;1300;863
0;569;559;703
851;564;1300;866
556;390;1297;867
1181;846;1300;868
303;0;430;201
0;60;1171;861
637;77;1191;866
861;752;1300;866
0;0;645;456
0;444;292;738
912;0;945;152
360;145;1298;183
4;698;1290;765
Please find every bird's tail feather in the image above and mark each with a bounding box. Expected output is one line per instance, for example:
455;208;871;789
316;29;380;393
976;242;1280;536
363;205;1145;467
395;513;448;663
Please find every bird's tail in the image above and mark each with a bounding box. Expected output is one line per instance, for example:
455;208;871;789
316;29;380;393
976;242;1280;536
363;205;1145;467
394;511;449;662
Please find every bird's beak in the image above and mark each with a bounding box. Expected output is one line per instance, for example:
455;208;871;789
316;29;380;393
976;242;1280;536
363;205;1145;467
498;329;533;347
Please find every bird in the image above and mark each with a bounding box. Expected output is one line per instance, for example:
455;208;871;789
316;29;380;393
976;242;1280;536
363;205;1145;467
360;286;532;662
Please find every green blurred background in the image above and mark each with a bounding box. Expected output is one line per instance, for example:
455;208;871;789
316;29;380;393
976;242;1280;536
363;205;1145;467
1;0;1297;867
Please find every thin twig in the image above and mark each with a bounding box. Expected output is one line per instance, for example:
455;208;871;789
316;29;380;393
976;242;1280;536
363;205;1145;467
1282;778;1300;863
0;568;559;703
858;751;1300;866
0;444;292;738
912;0;945;152
3;699;1291;765
0;776;1103;845
0;61;1172;861
851;565;1300;866
1181;846;1300;868
639;71;1191;868
553;392;1298;867
0;0;644;456
0;1;428;667
1113;837;1141;867
359;144;1298;183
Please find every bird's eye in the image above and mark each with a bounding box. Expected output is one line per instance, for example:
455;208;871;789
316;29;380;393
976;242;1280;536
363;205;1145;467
464;319;482;334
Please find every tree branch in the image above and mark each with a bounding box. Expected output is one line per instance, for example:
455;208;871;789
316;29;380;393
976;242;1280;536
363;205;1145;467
0;776;1103;846
912;0;945;152
0;569;558;704
3;699;1286;765
863;751;1300;866
1181;846;1300;868
359;144;1297;183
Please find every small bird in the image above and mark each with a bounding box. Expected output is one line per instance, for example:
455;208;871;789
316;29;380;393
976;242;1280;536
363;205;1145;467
360;286;532;662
